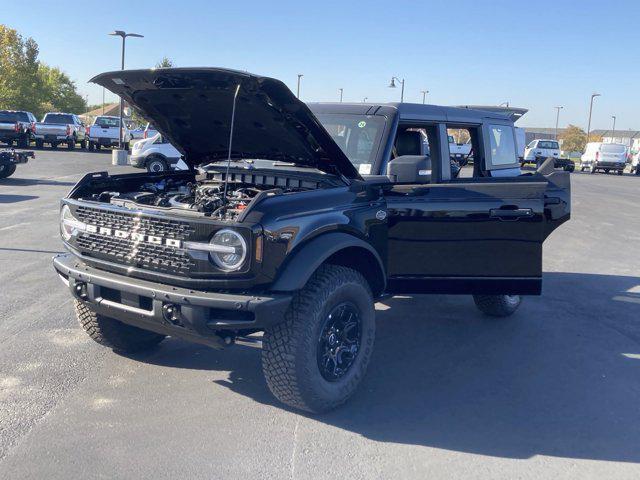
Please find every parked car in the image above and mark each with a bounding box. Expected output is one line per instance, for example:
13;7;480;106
580;142;627;175
143;122;158;139
87;116;131;151
0;148;34;179
34;112;87;149
54;67;571;413
129;125;146;140
448;135;472;161
523;139;560;166
0;110;36;148
130;133;184;172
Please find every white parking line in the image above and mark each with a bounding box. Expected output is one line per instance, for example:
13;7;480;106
0;222;31;231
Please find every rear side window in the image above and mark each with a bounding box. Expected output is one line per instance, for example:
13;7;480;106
488;125;517;166
538;141;559;149
43;114;74;124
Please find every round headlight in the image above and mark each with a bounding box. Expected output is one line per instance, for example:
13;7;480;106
209;229;247;271
60;205;75;241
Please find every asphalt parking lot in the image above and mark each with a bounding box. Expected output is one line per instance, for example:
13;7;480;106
0;149;639;479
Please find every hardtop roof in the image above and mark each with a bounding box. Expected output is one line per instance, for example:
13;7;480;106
307;102;513;123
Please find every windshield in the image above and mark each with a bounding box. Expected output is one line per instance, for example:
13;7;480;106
314;114;386;174
601;144;626;154
0;111;28;122
43;114;74;124
94;117;120;128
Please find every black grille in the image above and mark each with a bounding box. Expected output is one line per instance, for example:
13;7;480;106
74;206;198;275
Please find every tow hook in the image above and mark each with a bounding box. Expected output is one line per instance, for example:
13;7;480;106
73;282;88;300
162;303;184;327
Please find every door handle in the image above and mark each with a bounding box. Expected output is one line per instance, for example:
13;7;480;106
490;207;534;220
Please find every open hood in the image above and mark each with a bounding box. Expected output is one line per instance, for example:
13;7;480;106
91;68;360;179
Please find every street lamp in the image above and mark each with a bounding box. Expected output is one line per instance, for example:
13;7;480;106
554;106;563;140
420;90;429;104
362;97;368;103
388;76;405;103
296;74;303;99
611;115;616;140
109;30;143;149
338;88;343;103
586;93;601;143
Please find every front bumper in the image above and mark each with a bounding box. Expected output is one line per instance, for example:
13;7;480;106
129;153;146;167
53;254;292;348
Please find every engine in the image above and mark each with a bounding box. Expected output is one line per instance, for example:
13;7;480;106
86;178;278;221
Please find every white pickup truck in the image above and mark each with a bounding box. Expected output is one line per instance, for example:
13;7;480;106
87;116;131;151
448;135;472;160
34;112;87;149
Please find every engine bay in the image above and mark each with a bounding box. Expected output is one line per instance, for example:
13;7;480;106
83;177;292;221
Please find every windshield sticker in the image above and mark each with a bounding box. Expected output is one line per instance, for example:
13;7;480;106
358;163;372;174
358;121;367;128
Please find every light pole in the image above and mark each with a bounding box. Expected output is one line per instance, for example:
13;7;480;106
554;106;563;140
586;93;601;144
109;30;143;149
420;90;429;104
388;76;405;103
296;74;303;99
338;88;343;103
611;115;616;141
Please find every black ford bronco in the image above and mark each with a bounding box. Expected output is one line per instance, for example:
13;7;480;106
53;68;570;412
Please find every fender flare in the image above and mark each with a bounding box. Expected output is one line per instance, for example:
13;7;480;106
270;232;386;294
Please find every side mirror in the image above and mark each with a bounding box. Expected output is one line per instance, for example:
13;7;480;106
386;155;431;183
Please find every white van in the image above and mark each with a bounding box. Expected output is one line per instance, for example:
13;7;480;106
580;142;627;175
130;133;187;172
631;151;640;176
523;139;560;165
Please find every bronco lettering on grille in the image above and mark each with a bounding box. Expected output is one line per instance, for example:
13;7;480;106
86;224;182;248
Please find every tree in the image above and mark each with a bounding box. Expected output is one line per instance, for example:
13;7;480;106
0;25;41;115
558;124;587;152
155;57;174;68
38;64;86;115
0;24;86;117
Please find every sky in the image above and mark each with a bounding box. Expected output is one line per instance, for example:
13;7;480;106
3;0;639;130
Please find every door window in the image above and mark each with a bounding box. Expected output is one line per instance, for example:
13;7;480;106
488;125;517;167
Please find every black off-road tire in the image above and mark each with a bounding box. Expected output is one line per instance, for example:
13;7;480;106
0;164;17;179
473;294;521;317
635;167;640;176
261;265;376;413
74;300;165;353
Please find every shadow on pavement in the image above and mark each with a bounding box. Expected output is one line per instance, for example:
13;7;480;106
0;194;39;203
0;178;75;187
134;271;640;462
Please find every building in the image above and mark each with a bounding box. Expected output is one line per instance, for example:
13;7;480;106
599;130;640;152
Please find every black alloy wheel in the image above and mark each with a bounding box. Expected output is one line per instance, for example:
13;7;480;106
316;302;362;381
